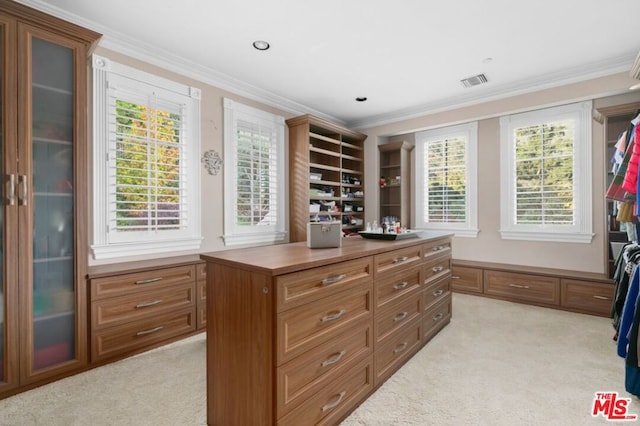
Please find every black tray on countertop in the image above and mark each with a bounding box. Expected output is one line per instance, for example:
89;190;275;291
358;230;422;240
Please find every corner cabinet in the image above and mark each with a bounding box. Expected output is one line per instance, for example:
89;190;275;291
286;114;367;242
378;141;413;227
0;0;100;398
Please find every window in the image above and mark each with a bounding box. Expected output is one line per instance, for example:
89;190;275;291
92;55;202;259
414;122;478;237
222;98;286;246
499;101;593;243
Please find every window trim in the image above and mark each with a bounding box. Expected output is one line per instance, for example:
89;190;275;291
499;101;593;243
91;54;202;259
222;98;286;246
414;122;479;237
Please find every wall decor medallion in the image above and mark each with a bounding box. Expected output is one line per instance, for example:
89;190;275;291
202;149;223;175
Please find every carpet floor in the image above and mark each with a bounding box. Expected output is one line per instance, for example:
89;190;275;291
0;293;636;425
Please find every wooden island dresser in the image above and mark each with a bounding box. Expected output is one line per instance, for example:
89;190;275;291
201;231;452;425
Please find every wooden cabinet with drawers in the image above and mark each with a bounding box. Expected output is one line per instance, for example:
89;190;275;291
87;256;203;364
202;232;452;426
452;259;613;316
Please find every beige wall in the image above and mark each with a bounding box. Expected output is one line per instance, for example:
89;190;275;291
362;73;640;273
88;47;296;266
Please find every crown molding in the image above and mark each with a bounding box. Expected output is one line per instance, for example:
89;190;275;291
348;53;637;130
14;0;345;126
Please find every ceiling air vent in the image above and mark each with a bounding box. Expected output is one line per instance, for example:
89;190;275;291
460;73;488;88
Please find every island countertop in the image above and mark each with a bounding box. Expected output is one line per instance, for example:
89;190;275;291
200;231;452;276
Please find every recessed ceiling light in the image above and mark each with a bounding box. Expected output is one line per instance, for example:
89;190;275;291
252;40;270;51
355;97;368;102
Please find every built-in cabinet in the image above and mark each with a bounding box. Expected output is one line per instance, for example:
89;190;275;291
378;141;413;227
286;114;367;241
0;0;100;398
597;102;640;277
202;232;452;425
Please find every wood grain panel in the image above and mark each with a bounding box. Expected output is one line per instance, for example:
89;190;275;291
423;238;451;262
423;275;451;311
91;265;196;300
374;265;421;309
374;245;423;276
374;319;421;386
560;279;614;317
451;265;483;294
423;256;451;287
374;290;421;343
484;270;560;306
423;295;452;344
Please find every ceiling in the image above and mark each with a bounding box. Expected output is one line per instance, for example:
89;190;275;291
18;0;640;129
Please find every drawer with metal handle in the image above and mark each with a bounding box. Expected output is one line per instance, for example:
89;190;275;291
484;270;559;306
374;290;421;343
374;246;423;276
276;285;373;364
91;282;195;330
276;257;373;312
91;265;196;300
422;295;452;344
374;265;422;309
424;256;451;287
374;319;422;385
423;275;451;311
560;279;614;317
422;238;452;262
91;307;196;362
277;321;373;417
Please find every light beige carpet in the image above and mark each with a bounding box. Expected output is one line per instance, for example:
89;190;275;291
0;293;636;425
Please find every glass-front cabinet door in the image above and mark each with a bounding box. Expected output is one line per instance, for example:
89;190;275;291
18;24;87;384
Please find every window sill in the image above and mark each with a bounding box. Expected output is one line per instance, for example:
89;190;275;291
91;237;203;260
499;230;594;243
222;231;287;247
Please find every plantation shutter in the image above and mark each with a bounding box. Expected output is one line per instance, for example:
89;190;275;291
235;119;279;227
106;83;189;238
513;120;574;225
424;137;467;223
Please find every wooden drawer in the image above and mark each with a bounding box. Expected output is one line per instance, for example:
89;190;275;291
375;290;421;343
374;246;423;276
422;295;451;344
423;275;450;310
91;265;196;300
91;307;196;362
196;261;206;280
277;285;373;364
423;238;451;262
375;266;421;309
277;321;373;417
91;282;195;330
423;256;451;287
374;318;421;385
451;265;483;293
561;279;614;317
278;355;373;426
484;270;560;305
276;257;373;312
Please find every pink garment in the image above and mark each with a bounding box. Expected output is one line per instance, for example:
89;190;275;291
622;126;640;194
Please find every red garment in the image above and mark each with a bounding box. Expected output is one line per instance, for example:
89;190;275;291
622;126;640;194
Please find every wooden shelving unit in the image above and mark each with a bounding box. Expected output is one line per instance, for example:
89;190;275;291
379;141;414;227
286;114;367;242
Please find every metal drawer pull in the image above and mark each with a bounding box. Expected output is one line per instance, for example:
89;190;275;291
321;350;346;367
432;289;444;297
135;277;163;285
321;274;347;285
393;342;408;354
432;266;444;273
321;391;346;412
321;309;346;322
7;174;15;206
508;283;530;289
433;313;444;321
136;326;163;336
18;175;27;206
432;245;446;252
393;312;408;322
393;281;408;291
135;299;163;309
451;276;461;279
593;295;611;300
392;256;409;264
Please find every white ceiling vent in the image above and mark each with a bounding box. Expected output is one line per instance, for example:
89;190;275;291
460;73;488;88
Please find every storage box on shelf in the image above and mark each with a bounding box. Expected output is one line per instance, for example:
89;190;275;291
287;114;367;241
451;260;613;317
87;256;204;364
202;232;452;425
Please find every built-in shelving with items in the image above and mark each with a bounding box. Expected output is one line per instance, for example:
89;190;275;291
598;101;640;277
379;141;413;228
286;114;367;242
0;0;100;399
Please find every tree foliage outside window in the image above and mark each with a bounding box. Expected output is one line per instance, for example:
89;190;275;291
426;137;466;223
513;121;574;225
235;126;277;226
114;100;182;231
